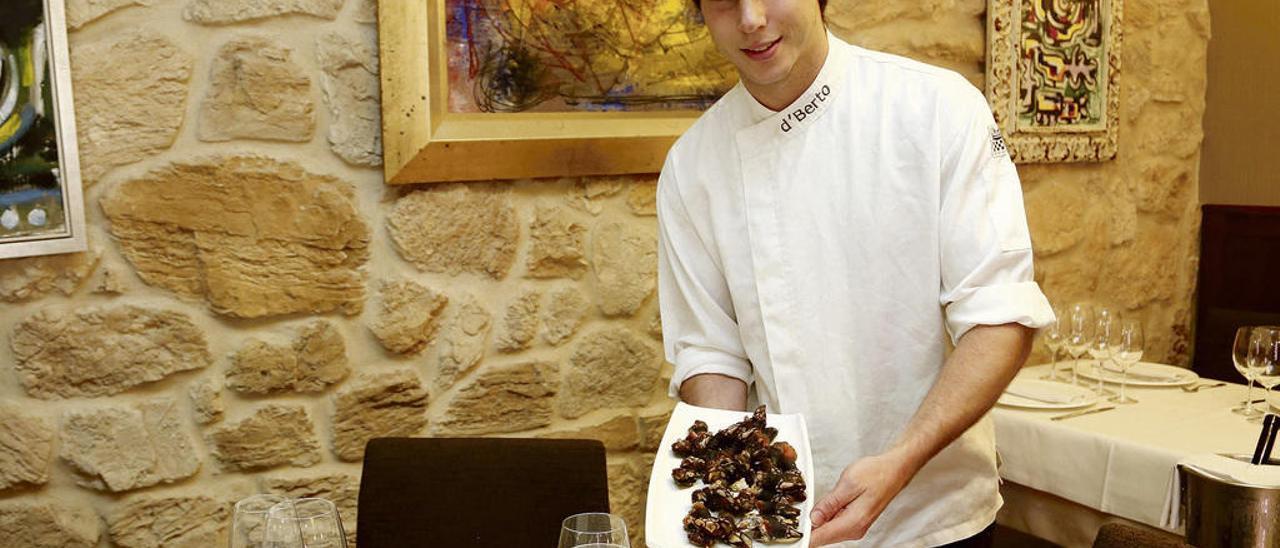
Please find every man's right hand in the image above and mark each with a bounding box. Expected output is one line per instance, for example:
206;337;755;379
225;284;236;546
678;373;749;411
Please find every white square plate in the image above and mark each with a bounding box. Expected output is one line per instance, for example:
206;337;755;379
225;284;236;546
644;402;814;548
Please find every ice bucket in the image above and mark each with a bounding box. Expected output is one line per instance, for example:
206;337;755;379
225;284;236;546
1179;462;1280;547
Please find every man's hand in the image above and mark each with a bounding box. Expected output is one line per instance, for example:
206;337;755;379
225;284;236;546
808;449;920;546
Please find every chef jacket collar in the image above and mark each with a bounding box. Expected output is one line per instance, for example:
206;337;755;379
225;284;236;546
738;31;846;135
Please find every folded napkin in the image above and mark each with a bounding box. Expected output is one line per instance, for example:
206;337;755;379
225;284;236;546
1161;453;1280;529
1003;380;1085;405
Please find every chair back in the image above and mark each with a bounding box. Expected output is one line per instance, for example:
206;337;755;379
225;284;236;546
357;437;610;547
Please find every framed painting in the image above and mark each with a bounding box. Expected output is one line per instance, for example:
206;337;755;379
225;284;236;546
986;0;1123;163
378;0;737;184
0;0;86;259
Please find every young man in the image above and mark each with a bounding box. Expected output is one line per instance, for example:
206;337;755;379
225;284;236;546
656;0;1055;546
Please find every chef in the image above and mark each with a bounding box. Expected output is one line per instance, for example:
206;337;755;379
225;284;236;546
656;0;1055;546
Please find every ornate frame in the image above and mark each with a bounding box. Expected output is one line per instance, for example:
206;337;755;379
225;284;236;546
985;0;1123;163
377;0;713;184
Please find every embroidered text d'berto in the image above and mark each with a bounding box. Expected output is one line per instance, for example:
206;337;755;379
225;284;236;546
780;84;832;133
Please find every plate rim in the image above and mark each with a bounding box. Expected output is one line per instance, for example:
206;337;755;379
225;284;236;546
1072;360;1199;387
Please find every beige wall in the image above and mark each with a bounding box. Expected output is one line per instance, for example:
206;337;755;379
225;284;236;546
1198;0;1280;206
0;0;1208;546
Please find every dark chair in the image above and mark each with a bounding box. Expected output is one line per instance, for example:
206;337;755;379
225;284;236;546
357;437;610;548
1091;522;1190;548
1193;205;1280;382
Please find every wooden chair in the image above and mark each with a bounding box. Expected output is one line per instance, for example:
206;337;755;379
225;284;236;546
357;437;611;547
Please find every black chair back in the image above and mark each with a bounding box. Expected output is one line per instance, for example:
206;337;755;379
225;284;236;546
357;437;610;548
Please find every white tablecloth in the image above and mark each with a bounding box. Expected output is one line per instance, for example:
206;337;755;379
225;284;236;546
993;363;1272;539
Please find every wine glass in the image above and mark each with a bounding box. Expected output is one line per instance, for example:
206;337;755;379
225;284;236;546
1110;319;1144;404
263;498;348;548
1087;317;1116;396
1064;303;1094;385
1248;327;1280;419
558;513;630;548
1040;307;1066;381
231;495;287;548
1231;326;1263;417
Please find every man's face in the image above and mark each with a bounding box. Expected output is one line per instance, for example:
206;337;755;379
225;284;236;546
699;0;827;98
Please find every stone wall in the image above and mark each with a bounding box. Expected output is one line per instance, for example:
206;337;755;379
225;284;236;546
0;0;1208;546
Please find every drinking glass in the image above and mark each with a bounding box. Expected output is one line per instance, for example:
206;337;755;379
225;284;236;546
1064;303;1094;385
558;513;630;548
1249;327;1280;419
1041;307;1066;381
1087;316;1116;396
1110;319;1144;404
231;495;287;548
1231;326;1263;417
263;498;348;548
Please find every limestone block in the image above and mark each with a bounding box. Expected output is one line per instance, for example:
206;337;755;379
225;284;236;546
0;248;100;302
100;155;370;318
607;456;648;548
437;361;558;435
71;32;190;185
0;407;55;490
1106;225;1182;310
317;32;382;166
1025;178;1089;257
262;473;359;545
209;405;321;471
67;0;153;29
227;341;295;394
0;500;99;547
567;178;625;216
94;266;128;295
1135;158;1194;217
542;286;588;346
60;399;202;492
107;494;229;548
188;378;224;425
637;405;674;451
387;183;518;278
497;289;541;352
626;179;657;216
434;293;491;392
184;0;344;24
11;305;210;399
351;0;376;23
295;321;350;391
368;279;448;354
538;413;638;452
591;222;657;317
331;369;429;461
199;36;314;142
526;206;587;279
646;305;663;340
559;327;660;419
228;321;349;394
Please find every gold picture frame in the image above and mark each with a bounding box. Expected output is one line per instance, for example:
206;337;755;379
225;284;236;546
377;0;726;184
985;0;1123;163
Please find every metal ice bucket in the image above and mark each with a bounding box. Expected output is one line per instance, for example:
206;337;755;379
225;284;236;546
1179;461;1280;547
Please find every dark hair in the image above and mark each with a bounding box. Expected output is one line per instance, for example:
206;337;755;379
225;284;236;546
692;0;828;13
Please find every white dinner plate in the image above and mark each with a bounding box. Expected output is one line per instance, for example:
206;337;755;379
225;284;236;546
1073;360;1199;387
997;378;1098;410
645;402;814;548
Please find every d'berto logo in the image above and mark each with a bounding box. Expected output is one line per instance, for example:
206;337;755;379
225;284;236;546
780;84;832;133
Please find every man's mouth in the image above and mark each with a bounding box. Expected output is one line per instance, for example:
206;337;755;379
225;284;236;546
742;37;781;61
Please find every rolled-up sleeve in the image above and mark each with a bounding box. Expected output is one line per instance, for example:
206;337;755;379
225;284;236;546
938;78;1055;344
656;154;753;398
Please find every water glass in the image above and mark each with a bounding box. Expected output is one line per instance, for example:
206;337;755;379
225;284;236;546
1249;327;1280;419
1109;319;1144;404
1064;303;1094;385
1087;316;1116;396
1041;307;1066;381
1232;326;1263;416
231;495;288;548
263;498;348;548
558;513;629;548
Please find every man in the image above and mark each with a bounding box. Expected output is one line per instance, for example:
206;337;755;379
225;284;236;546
655;0;1055;546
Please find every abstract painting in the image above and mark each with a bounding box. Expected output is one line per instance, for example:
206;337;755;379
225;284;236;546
445;0;735;113
986;0;1123;163
0;0;86;258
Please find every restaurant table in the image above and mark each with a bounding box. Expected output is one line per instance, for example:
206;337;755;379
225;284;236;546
992;362;1274;547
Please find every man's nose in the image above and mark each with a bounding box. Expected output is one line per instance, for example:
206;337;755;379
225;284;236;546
738;0;766;33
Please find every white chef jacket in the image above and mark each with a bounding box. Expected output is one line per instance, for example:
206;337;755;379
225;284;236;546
656;34;1055;547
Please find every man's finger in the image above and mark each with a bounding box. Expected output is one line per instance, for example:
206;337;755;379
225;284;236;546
810;478;863;529
810;491;878;545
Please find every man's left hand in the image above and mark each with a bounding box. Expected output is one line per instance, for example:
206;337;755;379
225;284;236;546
808;450;920;546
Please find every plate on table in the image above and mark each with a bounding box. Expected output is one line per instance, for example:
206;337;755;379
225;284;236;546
645;402;814;548
1074;361;1199;387
997;378;1098;410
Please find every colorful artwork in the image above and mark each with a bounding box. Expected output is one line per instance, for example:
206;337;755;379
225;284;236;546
445;0;737;113
1015;0;1108;132
0;0;84;257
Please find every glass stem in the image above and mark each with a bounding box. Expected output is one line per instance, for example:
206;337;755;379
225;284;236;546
1248;379;1257;413
1120;376;1126;402
1050;348;1058;380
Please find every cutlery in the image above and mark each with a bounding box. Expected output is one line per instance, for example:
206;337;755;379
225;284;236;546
1004;389;1079;405
1050;405;1117;421
1180;382;1227;393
